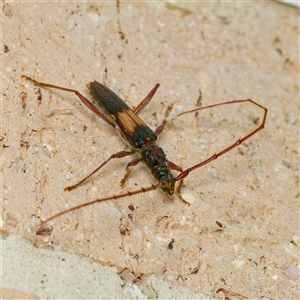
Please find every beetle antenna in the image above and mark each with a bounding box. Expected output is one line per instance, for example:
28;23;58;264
39;183;160;225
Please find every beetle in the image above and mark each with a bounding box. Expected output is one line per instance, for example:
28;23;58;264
22;75;267;225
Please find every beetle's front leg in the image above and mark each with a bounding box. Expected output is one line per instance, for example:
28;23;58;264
120;158;142;187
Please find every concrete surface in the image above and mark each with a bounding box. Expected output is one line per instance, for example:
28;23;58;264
2;1;299;299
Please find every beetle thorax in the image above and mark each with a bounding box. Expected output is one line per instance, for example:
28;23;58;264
141;142;175;194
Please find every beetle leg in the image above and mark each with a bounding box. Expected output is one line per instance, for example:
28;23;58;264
22;76;115;127
134;84;160;115
65;150;135;191
175;179;191;206
168;161;183;172
120;158;142;187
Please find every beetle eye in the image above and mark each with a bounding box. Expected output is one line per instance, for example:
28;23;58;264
160;180;168;188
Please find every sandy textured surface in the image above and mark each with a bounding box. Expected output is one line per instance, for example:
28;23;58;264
2;1;299;299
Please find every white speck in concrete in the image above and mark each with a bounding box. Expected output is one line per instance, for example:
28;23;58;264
61;171;73;181
232;259;245;268
283;265;300;280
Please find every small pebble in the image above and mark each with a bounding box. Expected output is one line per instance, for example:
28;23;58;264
283;265;299;280
61;171;73;181
209;167;217;178
282;160;291;168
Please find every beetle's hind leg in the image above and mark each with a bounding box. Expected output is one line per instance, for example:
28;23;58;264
22;75;116;127
133;84;160;115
